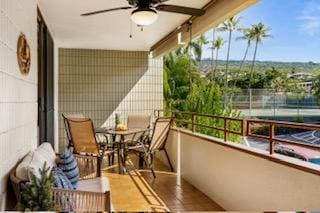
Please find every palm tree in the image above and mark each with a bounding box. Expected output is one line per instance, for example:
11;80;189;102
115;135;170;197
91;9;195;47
236;28;255;71
232;28;255;87
176;34;208;62
211;28;216;72
218;16;242;89
211;36;225;80
195;34;209;62
249;22;272;88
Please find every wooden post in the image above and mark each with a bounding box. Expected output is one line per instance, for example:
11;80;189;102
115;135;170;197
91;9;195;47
224;118;227;142
192;113;196;132
246;120;251;136
269;124;275;155
242;119;246;136
172;112;176;127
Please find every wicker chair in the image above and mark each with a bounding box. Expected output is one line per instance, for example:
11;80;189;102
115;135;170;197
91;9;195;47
10;154;111;212
64;117;116;174
128;117;174;178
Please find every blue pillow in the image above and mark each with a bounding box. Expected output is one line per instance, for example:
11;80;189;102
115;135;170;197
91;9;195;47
59;149;80;189
52;167;74;189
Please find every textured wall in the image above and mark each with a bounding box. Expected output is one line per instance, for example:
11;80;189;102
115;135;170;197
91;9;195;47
0;0;38;209
58;49;163;151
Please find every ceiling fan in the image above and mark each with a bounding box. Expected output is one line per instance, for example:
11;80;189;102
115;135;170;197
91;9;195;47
81;0;206;26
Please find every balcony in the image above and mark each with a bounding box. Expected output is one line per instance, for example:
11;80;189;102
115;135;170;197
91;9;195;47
154;110;320;211
2;0;320;212
92;110;320;211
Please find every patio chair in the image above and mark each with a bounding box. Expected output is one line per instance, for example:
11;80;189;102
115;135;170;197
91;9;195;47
62;113;86;149
64;117;115;174
125;114;151;144
128;117;174;178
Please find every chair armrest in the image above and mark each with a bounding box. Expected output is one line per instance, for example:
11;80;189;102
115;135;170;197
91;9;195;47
53;188;110;212
10;168;28;202
73;154;100;179
126;128;152;144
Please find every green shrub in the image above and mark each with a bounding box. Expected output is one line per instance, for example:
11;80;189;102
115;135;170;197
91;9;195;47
18;163;56;211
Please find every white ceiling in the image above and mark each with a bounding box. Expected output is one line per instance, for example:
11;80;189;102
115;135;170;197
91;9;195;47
38;0;211;51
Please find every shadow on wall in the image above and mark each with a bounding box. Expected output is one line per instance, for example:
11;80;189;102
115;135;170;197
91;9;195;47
58;49;163;150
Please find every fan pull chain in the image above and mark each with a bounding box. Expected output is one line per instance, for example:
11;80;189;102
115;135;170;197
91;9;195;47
129;19;133;38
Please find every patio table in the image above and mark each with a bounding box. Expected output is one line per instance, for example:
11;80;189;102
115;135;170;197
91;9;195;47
95;127;150;174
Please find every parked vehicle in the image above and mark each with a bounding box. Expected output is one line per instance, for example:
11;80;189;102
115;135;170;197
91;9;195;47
275;144;320;165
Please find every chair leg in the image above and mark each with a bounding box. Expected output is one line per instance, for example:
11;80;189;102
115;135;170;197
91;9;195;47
108;154;111;166
151;167;156;178
142;153;156;178
150;154;156;178
164;148;174;172
111;144;115;165
138;153;144;168
97;156;102;177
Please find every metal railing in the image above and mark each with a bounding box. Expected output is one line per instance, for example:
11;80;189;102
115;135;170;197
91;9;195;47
155;110;244;142
247;119;320;154
155;109;320;155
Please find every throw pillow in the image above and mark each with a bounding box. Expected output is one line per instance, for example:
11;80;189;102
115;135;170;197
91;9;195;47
52;167;74;189
58;149;80;189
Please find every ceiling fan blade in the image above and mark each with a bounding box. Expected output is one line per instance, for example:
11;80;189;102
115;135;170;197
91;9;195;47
81;7;133;16
151;0;169;4
156;4;205;16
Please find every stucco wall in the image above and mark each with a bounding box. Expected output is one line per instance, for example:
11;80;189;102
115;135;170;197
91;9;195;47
58;48;163;151
165;129;320;211
0;0;38;209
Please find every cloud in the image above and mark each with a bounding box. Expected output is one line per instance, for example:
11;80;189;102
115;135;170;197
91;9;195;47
298;1;320;36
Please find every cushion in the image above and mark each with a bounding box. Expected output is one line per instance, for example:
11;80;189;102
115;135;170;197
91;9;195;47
52;167;74;190
58;149;80;188
77;177;110;193
34;143;56;166
16;143;56;181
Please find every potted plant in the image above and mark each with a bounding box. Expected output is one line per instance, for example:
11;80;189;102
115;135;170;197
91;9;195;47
18;163;56;211
115;113;128;131
115;113;121;127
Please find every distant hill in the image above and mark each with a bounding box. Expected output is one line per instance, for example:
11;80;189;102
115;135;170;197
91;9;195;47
200;59;320;75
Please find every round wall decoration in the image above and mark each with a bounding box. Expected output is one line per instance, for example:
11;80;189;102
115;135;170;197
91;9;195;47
17;33;31;75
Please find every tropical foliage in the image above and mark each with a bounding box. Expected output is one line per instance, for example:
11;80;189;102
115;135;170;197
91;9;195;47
163;14;318;141
313;74;320;102
18;163;56;211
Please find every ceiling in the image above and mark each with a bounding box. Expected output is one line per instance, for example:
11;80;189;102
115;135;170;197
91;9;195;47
38;0;211;51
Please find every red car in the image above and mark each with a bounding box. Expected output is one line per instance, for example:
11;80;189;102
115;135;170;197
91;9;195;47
275;144;320;165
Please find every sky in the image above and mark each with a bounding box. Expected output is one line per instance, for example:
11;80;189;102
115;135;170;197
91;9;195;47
202;0;320;63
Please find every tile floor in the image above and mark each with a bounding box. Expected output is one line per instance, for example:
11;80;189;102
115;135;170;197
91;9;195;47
102;155;224;212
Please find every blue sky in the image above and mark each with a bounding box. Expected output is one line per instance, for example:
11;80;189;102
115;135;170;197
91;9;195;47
202;0;320;63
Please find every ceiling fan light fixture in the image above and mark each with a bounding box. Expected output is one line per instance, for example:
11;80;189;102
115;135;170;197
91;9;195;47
131;8;158;26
